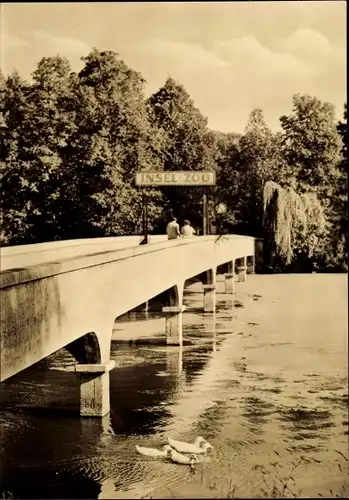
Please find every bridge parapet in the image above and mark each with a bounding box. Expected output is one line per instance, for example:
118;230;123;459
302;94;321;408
0;235;169;274
1;235;255;289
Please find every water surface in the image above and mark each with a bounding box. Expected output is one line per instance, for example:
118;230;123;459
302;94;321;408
0;274;348;498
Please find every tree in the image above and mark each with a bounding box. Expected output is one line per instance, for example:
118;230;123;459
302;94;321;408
219;109;284;237
333;103;348;270
280;94;342;200
280;95;345;270
337;104;347;235
263;181;328;271
148;77;217;231
67;49;164;238
0;58;78;244
213;131;241;232
1;71;31;244
0;50;166;244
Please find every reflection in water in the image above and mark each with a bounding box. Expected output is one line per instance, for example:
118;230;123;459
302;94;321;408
194;399;229;441
204;312;217;351
166;347;183;377
99;478;115;499
0;275;348;499
35;470;101;500
79;415;114;448
241;396;275;436
278;407;335;441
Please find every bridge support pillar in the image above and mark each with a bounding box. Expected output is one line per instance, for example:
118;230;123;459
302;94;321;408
225;273;236;294
247;256;255;274
237;257;247;283
163;305;185;345
203;284;216;312
75;360;115;417
225;261;235;294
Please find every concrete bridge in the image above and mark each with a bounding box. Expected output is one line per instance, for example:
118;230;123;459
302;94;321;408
0;235;259;417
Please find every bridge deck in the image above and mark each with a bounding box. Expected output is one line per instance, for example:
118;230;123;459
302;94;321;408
0;235;168;272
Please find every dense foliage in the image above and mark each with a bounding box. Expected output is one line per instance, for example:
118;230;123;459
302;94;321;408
147;77;217;231
217;109;284;236
263;181;327;269
0;49;346;271
1;51;164;244
279;95;346;271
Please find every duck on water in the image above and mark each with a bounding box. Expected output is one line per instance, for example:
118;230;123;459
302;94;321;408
170;449;199;468
135;444;199;468
135;444;173;458
167;436;213;454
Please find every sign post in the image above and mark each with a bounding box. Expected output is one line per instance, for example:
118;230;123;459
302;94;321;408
202;193;208;235
141;190;149;245
135;171;216;241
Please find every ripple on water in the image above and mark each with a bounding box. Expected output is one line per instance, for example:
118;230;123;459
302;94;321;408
277;407;335;441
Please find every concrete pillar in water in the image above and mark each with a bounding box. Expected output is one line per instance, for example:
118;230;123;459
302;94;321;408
225;273;235;293
203;284;216;312
75;360;115;417
162;305;186;345
237;257;247;283
142;301;149;318
247;256;255;275
254;238;264;273
225;262;236;294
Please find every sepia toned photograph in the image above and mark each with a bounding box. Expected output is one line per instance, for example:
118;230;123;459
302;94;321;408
0;1;347;498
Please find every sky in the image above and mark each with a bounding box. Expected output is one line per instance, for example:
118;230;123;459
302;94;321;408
0;1;346;133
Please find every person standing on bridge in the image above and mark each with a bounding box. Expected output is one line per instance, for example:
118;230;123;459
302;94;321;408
166;216;181;240
181;220;196;238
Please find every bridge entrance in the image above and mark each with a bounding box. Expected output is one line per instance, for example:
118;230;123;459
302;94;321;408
135;170;216;243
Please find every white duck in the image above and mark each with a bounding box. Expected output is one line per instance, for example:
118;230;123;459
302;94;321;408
135;444;173;458
170;449;199;468
168;436;213;454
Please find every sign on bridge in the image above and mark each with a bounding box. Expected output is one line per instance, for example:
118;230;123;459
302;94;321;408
135;171;216;187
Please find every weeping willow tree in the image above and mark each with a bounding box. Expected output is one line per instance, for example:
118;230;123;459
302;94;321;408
263;181;327;267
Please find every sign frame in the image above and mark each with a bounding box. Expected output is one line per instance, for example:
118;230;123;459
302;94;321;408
136;170;216;244
135;170;216;187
